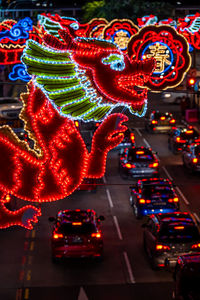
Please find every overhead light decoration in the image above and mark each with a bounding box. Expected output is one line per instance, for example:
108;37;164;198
102;19;138;52
0;17;42;81
177;13;200;50
128;25;191;91
0;16;154;229
137;15;158;27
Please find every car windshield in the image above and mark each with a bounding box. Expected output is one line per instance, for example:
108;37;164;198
128;149;154;162
159;224;200;243
142;185;174;199
0;99;20;104
57;223;96;235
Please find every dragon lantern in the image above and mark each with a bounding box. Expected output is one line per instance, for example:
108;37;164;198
0;18;154;229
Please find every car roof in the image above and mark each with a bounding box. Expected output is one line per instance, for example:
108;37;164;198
57;209;96;223
155;212;195;224
178;253;200;265
139;178;171;186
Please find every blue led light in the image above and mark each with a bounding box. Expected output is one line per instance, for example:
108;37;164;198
9;64;31;82
0;17;32;42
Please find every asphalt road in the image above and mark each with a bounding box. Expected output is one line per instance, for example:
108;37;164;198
0;93;199;300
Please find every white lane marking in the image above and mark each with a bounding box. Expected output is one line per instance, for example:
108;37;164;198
123;251;136;284
162;166;173;181
106;188;114;208
135;128;142;137
194;212;200;223
113;216;123;240
143;138;151;148
103;176;107;184
78;287;88;300
175;186;190;205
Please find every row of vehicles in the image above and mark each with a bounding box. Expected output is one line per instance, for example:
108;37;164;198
118;114;200;299
47;111;200;299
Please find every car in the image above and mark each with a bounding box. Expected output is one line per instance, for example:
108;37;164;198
0;97;22;119
172;253;200;300
49;209;105;262
77;178;97;193
130;178;179;219
145;111;176;133
161;90;189;104
115;128;135;149
143;212;200;270
182;143;200;173
119;146;159;179
168;126;200;154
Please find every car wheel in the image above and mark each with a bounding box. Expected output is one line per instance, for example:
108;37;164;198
133;203;142;219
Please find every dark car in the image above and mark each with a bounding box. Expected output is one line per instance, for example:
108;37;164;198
182;143;200;173
49;209;104;262
115;128;135;149
168;126;200;154
130;178;179;219
145;111;176;133
119;146;159;179
172;253;200;300
143;212;200;269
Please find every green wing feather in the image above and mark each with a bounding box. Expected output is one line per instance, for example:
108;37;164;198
22;39;112;121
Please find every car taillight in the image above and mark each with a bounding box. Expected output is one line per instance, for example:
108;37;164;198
170;119;176;124
91;232;101;238
168;197;179;203
139;199;151;204
191;243;200;249
125;163;135;168
192;158;198;164
160;116;166;120
130;133;135;141
53;233;64;239
156;244;170;251
176;137;186;143
149;162;159;168
152;120;157;124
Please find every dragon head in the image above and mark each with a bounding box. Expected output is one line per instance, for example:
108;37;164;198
22;23;155;121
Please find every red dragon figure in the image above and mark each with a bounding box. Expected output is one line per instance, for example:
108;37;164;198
0;23;154;229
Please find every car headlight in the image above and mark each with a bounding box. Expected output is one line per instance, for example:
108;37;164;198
164;93;172;98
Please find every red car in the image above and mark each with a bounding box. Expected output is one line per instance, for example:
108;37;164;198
49;209;104;262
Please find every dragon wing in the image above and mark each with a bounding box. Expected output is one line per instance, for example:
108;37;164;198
21;39;113;121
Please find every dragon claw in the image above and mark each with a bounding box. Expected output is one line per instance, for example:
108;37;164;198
21;206;41;229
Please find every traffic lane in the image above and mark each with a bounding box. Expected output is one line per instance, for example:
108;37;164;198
26;282;173;300
106;150;172;283
26;188;134;287
138;129;200;217
0;227;27;289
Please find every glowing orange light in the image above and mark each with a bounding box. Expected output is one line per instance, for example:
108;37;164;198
160;116;166;120
152;120;157;124
136;151;144;154
72;222;82;226
91;232;101;238
53;233;64;239
139;198;145;204
193;158;198;163
174;226;184;230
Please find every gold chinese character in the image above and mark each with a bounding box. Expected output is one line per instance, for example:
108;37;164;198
146;43;171;73
114;30;130;50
